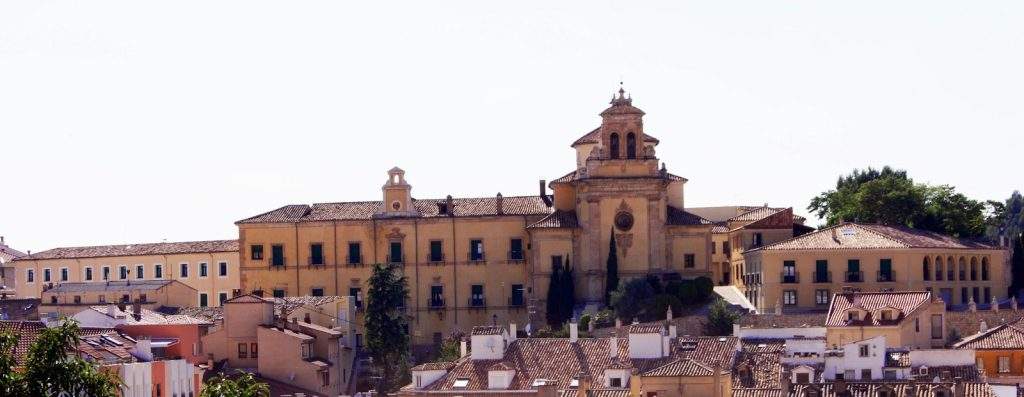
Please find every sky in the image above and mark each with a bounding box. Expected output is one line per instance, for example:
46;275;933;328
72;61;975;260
1;1;1021;253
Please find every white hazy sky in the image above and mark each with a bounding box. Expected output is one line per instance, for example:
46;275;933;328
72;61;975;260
1;1;1022;253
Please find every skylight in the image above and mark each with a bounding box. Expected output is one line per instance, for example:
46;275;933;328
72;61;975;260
532;379;551;387
453;378;469;388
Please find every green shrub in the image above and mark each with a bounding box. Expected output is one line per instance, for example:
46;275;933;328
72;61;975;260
648;294;683;321
579;314;592;331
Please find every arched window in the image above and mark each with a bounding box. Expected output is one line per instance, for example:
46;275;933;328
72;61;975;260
970;257;978;281
935;256;944;281
959;257;967;280
609;133;620;159
982;257;990;281
947;256;955;280
626;132;637;159
923;257;931;281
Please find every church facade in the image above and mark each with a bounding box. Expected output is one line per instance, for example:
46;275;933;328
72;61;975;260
235;90;786;346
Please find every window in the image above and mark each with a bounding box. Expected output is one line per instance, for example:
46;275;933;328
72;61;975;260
471;284;484;307
430;285;444;307
880;310;893;320
815;289;830;305
844;370;855;380
452;378;469;388
139;293;147;302
121;294;130;303
796;373;809;384
310;243;324;265
931;314;943;339
860;369;871;380
271;244;285;266
199;262;208;277
429;240;443;262
509;238;524;260
961;288;968;304
878;258;892;282
609;133;620;159
711;242;717;254
26;269;34;283
102;266;110;281
469;239;484;261
626;132;637;159
57;267;67;282
311;288;324;297
155;264;163;278
250;244;264;260
999;356;1010;373
199;293;209;307
180;263;189;278
859;344;870;357
348;243;361;264
609;377;622;388
350;287;362;308
977;358;984;372
321;371;330;387
923;257;931;281
916;318;920;332
511;284;525;306
218;292;228;305
136;265;144;279
85;267;93;281
250;343;258;359
723;241;731;257
984;287;991;304
218;262;227;277
119;266;128;280
684;254;696;268
272;289;286;298
51;296;57;304
753;233;763;247
846;259;861;282
238;343;248;359
783;290;797;305
884;370;897;380
43;268;51;282
98;295;105;303
847;311;860;321
389;242;403;263
73;295;81;304
301;344;310;359
782;260;796;283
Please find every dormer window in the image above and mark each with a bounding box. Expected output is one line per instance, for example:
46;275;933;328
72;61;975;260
609;377;623;387
847;311;860;321
880;310;893;320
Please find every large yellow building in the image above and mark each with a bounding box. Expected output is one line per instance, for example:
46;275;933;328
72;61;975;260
237;90;725;347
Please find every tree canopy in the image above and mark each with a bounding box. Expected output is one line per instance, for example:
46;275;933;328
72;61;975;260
365;262;411;395
0;320;121;397
545;260;576;328
200;372;270;397
808;166;989;237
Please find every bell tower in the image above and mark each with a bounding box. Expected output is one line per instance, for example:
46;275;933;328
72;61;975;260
378;167;418;217
598;86;649;160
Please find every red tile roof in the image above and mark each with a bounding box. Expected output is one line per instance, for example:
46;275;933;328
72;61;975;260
0;320;120;365
15;239;238;261
84;305;212;326
238;196;553;224
77;331;137;365
954;317;1024;350
825;291;932;327
628;324;664;334
527;211;579;229
667;207;713;226
471;326;505;336
753;223;999;251
411;361;456;371
550;170;686;185
729;207;788;222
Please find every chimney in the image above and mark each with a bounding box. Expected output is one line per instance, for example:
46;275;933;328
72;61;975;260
1013;297;1019;311
609;334;618;360
712;365;722;397
980;320;988;333
107;304;118;317
496;193;504;215
460;338;468;357
569;317;579;343
509;323;517;343
539;180;552;207
831;227;840;243
537;381;558;397
577;373;592;397
669;324;677;339
132;298;142;321
446;195;454;216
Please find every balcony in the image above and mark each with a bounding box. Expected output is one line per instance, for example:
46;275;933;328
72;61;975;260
780;272;800;284
428;298;445;309
507;251;525;263
876;270;896;282
387;254;405;265
269;257;286;269
427;253;446;265
508;297;525;307
468;297;486;308
307;256;325;267
813;271;832;283
845;271;863;283
467;252;486;263
346;255;365;267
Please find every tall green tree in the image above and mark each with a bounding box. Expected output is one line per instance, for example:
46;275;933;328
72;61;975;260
200;372;270;397
0;333;26;396
545;262;564;328
365;263;411;395
605;230;619;305
808;166;987;237
705;298;740;336
561;261;576;324
20;320;121;397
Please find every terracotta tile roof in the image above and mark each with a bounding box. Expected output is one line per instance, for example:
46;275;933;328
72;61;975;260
224;294;273;304
0;239;25;264
754;223;999;251
0;298;40;321
946;311;1024;338
736;311;827;329
954;317;1024;350
712;224;730;234
563;389;633;397
825;291;932;327
628;323;664;334
667;207;713;226
641;358;715;377
0;320;46;365
238;196;553;224
44;280;181;294
733;340;784;389
84;305;212;326
78;331;137;365
730;207;788;222
471;325;505;336
785;382;994;397
412;361;456;371
571;127;660;147
155;305;224;323
549;170;686;185
15;239;238;261
528;211;579;229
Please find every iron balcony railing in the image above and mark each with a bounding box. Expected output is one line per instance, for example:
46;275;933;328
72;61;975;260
813;271;832;283
780;272;800;284
876;270;896;282
845;271;863;283
468;297;486;307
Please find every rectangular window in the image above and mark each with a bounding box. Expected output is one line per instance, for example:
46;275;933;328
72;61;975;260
752;232;763;248
962;287;968;304
509;238;524;260
846;259;861;282
180;263;189;278
98;295;105;303
218;293;228;305
879;258;892;282
155;264;163;279
272;289;286;298
859;344;870;357
999;356;1010;373
199;262;208;277
815;289;830;305
471;284;484;307
843;370;855;380
73;295;81;304
430;285;444;307
250;244;264;260
310;243;324;265
711;242;717;254
469;239;484;261
349;287;362;308
238;343;248;359
139;293;147;302
389;242;403;263
218;262;227;277
103;266;110;281
44;268;51;282
119;266;128;280
348;243;361;264
199;293;209;307
815;260;829;282
301;344;310;359
860;369;871;380
783;290;797;306
796;373;809;384
429;240;443;262
60;268;68;282
511;284;525;306
884;370;897;380
322;371;329;387
250;343;258;358
85;267;93;281
684;254;696;268
723;241;731;258
973;287;980;305
271;244;285;266
931;314;943;339
26;269;34;283
916;318;921;332
136;265;144;279
881;310;893;320
311;287;324;297
984;287;991;304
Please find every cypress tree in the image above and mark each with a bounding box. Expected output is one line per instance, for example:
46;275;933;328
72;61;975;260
562;259;576;324
546;263;563;328
605;229;619;305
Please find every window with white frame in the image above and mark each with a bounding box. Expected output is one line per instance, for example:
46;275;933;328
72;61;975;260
999;356;1010;373
26;269;34;283
783;290;797;305
60;268;68;282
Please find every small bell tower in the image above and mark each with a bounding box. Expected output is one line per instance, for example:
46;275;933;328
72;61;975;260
598;84;651;161
378;167;418;217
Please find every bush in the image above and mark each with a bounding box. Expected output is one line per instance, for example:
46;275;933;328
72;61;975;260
694;276;714;302
648;294;683;321
705;298;740;336
676;280;698;305
645;274;664;294
610;278;655;322
592;309;616;328
579;314;591;331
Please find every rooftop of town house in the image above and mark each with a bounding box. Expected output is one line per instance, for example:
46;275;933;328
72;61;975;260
732;382;997;397
825;291;933;327
83;305;212;326
749;222;999;252
0;298;39;321
13;239;238;260
237;195;554;224
954;317;1024;350
41;280;182;294
0;320;118;365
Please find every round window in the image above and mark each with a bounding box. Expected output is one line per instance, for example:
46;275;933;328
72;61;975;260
391;201;402;211
614;211;634;231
